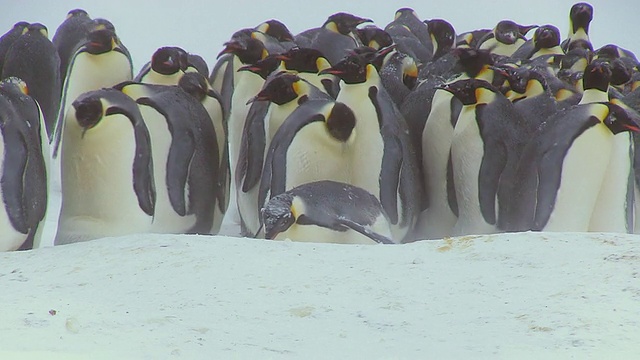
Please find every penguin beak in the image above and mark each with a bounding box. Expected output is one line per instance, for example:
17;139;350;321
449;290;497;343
518;24;538;36
318;68;345;76
275;54;292;61
246;93;268;105
217;41;243;58
207;89;222;102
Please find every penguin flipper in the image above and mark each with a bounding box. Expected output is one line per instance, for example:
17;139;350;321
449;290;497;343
1;124;29;234
379;135;403;225
335;217;395;244
133;61;151;82
240;100;270;192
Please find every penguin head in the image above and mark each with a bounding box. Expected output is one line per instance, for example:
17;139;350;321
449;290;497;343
452;48;494;78
561;47;592;73
248;72;302;105
178;72;212;102
151;46;189;75
255;19;294;42
437;79;497;106
0;77;29;97
323;13;372;35
602;101;640;134
66;8;89;19
218;38;267;64
11;21;30;34
276;47;330;73
393;8;420;21
238;55;281;80
427;19;456;60
73;95;104;132
318;53;369;84
326;102;356;142
493;20;523;45
92;18;116;32
84;29;118;55
355;26;393;50
608;58;633;86
491;64;528;95
262;193;296;240
582;60;612;92
26;23;48;38
569;2;594;33
533;25;560;50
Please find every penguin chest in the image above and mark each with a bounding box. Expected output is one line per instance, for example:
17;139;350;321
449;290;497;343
60;113;151;226
544;124;613;231
451;107;495;234
275;222;378;244
141;70;184;85
65;52;132;107
228;73;264;171
422;90;456;198
285;122;352;190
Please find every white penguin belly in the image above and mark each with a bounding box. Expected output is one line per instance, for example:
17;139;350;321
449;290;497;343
285;121;352;190
56;113;152;244
141;70;185;85
275;224;378;244
417;90;458;239
451;107;498;236
543;124;613;231
142;106;197;233
589;133;633;233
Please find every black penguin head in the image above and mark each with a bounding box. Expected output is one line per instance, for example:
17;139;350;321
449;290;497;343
248;72;301;105
323;13;372;35
11;21;30;33
262;193;296;240
276;47;328;73
608;58;633;86
238;55;281;80
533;25;560;50
218;38;267;64
66;9;89;19
355;26;393;50
427;19;456;60
561;47;592;72
569;2;594;33
84;29;118;55
568;39;594;52
491;65;528;94
326;102;356;142
494;20;522;45
151;46;189;75
255;19;294;42
26;23;48;38
603;102;640;134
452;48;494;78
438;79;496;105
92;18;116;32
178;72;210;102
318;53;369;84
582;60;612;92
73;95;104;131
394;8;420;21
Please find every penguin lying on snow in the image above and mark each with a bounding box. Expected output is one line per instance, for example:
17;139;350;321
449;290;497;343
262;180;395;244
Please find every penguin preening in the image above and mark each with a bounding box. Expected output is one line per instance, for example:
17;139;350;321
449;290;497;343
262;180;394;244
55;88;155;245
0;78;48;251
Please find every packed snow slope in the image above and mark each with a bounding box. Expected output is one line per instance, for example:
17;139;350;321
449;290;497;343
1;232;638;358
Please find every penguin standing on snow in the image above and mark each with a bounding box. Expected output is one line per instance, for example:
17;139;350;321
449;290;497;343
55;89;155;245
508;61;640;232
262;180;394;244
320;52;423;242
0;78;48;251
439;78;529;235
2;23;61;139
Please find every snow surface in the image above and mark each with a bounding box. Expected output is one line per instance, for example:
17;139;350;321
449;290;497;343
1;232;639;358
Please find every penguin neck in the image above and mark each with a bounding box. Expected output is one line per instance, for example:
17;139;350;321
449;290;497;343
579;88;609;105
531;46;564;59
569;28;589;43
523;79;546;100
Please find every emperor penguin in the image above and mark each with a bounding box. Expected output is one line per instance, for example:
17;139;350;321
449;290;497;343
508;62;640;232
117;81;220;235
0;21;30;71
52;28;133;158
438;78;529;235
0;78;48;251
386;8;432;51
355;25;393;50
134;46;190;85
384;8;433;65
477;20;533;57
561;2;594;52
254;19;297;50
55;88;155;245
238;73;332;236
377;49;418;107
262;180;394;244
319;53;423;242
409;48;496;239
2;23;61;139
510;25;563;61
275;47;340;98
294;12;371;65
51;9;93;83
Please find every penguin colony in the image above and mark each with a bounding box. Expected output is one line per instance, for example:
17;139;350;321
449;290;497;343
1;3;640;250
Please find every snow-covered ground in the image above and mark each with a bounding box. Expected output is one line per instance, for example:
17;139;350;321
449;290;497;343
1;232;639;358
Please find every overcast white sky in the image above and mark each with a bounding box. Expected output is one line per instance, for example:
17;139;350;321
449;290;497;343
2;0;638;73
